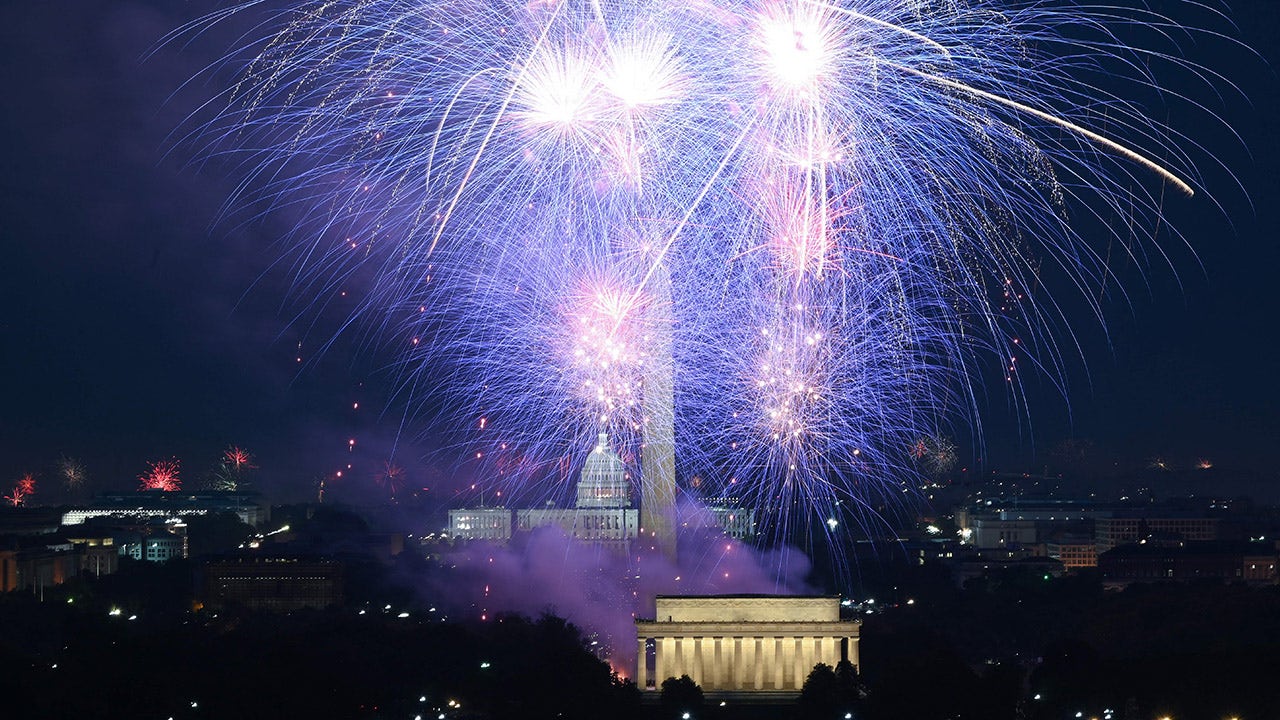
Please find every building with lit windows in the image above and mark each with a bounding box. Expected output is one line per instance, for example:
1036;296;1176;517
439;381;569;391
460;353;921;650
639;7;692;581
447;507;513;542
62;491;268;528
0;537;80;593
1045;534;1098;570
1097;540;1277;587
144;533;186;562
63;528;120;577
1096;514;1221;553
201;555;344;611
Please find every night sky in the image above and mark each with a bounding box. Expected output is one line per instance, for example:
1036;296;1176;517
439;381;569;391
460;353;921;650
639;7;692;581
2;0;1278;503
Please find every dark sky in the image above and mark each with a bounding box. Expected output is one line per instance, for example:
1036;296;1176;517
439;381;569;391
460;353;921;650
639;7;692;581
2;1;1277;502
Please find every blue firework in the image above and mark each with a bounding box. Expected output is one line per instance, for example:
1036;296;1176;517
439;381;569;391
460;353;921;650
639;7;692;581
190;0;1214;540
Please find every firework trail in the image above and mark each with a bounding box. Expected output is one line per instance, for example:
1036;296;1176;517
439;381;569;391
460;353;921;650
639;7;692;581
5;473;37;507
189;0;1218;541
139;458;182;492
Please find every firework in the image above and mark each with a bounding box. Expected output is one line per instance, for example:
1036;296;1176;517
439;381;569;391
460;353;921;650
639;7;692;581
139;458;182;492
4;473;36;507
224;446;256;472
911;434;958;481
212;445;257;491
58;455;87;490
194;0;1216;540
374;461;408;498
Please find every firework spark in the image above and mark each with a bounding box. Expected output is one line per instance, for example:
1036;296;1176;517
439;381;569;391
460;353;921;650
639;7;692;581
192;0;1219;541
5;473;36;507
58;456;87;490
911;434;958;481
374;461;408;498
139;459;181;492
212;445;257;491
224;446;257;472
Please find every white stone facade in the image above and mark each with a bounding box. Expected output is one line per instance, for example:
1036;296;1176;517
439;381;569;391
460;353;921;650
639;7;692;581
636;595;860;693
448;508;514;541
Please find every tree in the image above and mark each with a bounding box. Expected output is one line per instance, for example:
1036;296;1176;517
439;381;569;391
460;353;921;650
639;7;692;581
834;659;863;711
799;663;839;719
659;675;703;719
800;661;863;719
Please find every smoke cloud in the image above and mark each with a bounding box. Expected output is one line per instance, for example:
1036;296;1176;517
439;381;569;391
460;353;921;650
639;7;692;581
424;498;814;676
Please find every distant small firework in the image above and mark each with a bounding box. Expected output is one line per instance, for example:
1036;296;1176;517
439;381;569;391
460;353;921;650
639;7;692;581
374;461;407;498
911;435;958;480
1148;457;1171;471
4;473;36;507
58;455;87;489
139;459;182;492
224;446;257;472
1196;458;1213;470
212;445;257;491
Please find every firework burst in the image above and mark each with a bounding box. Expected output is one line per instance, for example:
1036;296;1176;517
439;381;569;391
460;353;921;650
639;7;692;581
212;445;257;491
5;474;37;507
139;459;182;492
374;461;408;498
190;0;1220;541
58;455;87;490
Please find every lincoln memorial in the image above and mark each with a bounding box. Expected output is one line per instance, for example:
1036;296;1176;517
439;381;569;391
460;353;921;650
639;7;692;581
635;595;861;693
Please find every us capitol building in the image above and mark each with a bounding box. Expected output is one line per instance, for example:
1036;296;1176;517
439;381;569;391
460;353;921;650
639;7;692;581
447;433;640;547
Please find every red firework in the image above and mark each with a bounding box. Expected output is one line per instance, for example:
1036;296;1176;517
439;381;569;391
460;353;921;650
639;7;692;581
5;473;36;506
139;459;182;492
374;461;406;498
224;446;257;471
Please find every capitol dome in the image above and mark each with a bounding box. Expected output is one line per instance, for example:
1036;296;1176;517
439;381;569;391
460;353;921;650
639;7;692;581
576;432;631;509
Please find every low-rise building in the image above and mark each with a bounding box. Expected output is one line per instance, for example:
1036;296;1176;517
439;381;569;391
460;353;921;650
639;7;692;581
200;555;344;611
0;536;81;593
448;507;513;542
636;595;861;695
1098;540;1277;587
62;491;268;528
1045;534;1098;570
1096;514;1220;553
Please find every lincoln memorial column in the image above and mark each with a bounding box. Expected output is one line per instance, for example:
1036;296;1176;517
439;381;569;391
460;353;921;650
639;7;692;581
729;637;740;689
665;635;675;681
792;636;803;689
712;637;723;689
637;638;647;688
773;636;785;689
696;632;706;681
751;637;763;690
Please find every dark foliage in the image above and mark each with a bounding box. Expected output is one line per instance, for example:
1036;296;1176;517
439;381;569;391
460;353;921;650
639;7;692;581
659;674;704;719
